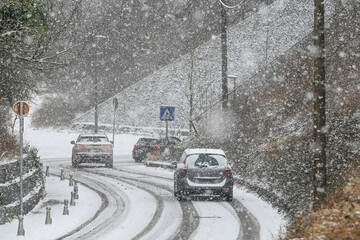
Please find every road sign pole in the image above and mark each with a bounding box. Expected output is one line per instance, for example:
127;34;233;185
19;102;24;216
166;120;169;143
13;101;28;236
112;98;118;144
18;101;25;236
112;107;116;143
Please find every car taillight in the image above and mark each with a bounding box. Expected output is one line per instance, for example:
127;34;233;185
101;145;112;147
77;144;87;147
180;164;188;173
134;144;139;148
151;145;160;150
226;163;232;173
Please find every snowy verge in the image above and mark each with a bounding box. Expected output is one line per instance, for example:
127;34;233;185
0;176;102;240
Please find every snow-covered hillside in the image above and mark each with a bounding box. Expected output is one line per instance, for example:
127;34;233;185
73;0;336;132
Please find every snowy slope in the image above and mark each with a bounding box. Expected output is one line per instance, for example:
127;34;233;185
73;0;336;131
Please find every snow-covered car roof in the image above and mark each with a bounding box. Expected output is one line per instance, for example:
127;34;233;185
184;148;226;156
79;134;108;137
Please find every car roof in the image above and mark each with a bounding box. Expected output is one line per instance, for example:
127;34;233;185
184;148;226;156
79;134;108;137
139;137;159;140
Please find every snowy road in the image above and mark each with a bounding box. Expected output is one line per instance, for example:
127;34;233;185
44;156;260;240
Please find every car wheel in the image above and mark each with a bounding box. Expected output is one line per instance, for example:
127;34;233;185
224;191;233;202
139;155;145;162
72;155;78;168
106;158;113;168
174;182;184;201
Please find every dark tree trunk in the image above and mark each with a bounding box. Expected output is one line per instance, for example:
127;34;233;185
313;0;327;209
221;4;228;110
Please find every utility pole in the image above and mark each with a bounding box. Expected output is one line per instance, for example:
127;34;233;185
313;0;327;209
94;54;98;134
93;35;108;134
221;3;229;110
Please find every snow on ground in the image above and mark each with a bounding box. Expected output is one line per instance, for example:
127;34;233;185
23;117;140;159
126;164;287;240
3;113;286;239
0;176;101;240
234;188;287;240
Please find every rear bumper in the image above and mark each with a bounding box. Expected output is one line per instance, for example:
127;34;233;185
177;176;233;197
74;154;112;163
181;186;232;196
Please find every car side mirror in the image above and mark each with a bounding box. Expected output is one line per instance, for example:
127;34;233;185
171;161;177;168
70;141;75;144
110;141;114;144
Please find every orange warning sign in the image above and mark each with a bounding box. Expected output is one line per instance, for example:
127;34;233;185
14;102;30;116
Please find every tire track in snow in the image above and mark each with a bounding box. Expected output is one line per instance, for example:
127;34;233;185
49;173;110;240
76;167;169;240
53;158;259;240
91;166;200;240
114;164;260;240
53;164;128;240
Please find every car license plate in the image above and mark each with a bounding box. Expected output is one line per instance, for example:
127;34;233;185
204;190;213;195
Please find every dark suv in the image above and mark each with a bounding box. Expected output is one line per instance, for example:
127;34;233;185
173;148;233;201
132;137;162;162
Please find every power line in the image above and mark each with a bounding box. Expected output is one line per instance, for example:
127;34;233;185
218;0;246;9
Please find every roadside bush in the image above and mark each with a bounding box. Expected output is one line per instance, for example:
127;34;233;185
0;103;17;160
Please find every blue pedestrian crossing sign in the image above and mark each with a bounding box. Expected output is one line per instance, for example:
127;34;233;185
160;106;175;121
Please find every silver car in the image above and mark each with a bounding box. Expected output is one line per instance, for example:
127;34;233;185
173;148;234;201
71;134;113;168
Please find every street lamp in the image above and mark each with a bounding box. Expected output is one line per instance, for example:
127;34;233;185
93;35;108;134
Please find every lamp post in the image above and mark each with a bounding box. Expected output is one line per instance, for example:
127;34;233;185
93;35;108;134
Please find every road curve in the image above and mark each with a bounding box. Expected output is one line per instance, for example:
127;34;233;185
44;156;260;240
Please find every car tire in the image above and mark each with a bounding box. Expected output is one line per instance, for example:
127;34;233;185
72;155;79;168
106;157;113;168
138;155;145;162
224;191;233;202
174;182;184;201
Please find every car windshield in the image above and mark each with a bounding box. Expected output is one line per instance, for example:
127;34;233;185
186;154;227;169
137;138;159;146
79;136;108;142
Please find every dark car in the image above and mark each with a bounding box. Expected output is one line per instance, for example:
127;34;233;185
162;136;181;145
71;134;113;168
173;148;233;201
132;137;162;162
159;136;182;152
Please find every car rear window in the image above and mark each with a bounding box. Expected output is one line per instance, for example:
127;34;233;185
186;154;227;169
137;138;159;146
79;137;108;142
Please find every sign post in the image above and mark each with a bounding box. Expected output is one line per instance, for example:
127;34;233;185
13;101;29;236
160;106;175;143
112;98;118;144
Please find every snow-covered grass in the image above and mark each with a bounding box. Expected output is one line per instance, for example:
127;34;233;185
23;118;140;159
